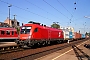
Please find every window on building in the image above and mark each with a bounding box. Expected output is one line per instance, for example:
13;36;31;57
17;22;19;26
12;21;14;25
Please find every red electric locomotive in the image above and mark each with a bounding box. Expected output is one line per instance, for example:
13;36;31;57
0;27;18;42
16;22;64;47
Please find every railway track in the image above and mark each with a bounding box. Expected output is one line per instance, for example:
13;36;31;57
0;39;89;60
72;45;90;60
0;46;24;54
13;39;88;60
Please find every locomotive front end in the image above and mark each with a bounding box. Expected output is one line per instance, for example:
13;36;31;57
16;26;33;47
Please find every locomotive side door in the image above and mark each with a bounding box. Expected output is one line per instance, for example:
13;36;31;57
48;30;51;40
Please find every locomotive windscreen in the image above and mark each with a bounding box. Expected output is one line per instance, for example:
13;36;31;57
21;26;31;34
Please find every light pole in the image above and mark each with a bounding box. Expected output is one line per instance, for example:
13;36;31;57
13;14;17;28
83;22;86;34
8;5;12;26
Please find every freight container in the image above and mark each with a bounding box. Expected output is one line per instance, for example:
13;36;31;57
74;32;81;40
69;32;73;39
81;34;85;39
63;30;69;40
79;33;82;39
63;29;73;41
72;32;75;39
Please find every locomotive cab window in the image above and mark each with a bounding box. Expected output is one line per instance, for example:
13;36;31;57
21;26;31;34
34;28;38;32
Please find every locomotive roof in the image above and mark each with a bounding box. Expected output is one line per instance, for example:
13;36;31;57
0;27;17;31
22;23;47;29
23;23;63;31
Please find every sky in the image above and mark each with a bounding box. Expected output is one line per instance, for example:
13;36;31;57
0;0;90;34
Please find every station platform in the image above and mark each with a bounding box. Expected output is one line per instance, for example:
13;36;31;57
0;42;17;47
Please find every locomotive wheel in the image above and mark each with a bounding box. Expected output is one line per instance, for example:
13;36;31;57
57;40;62;43
47;41;50;45
57;40;60;43
42;42;46;45
37;42;40;46
23;45;31;49
19;45;22;48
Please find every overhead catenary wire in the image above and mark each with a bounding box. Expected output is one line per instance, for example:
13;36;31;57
57;0;73;17
0;10;29;23
57;0;74;25
25;0;49;13
25;0;62;20
0;0;53;21
43;0;70;20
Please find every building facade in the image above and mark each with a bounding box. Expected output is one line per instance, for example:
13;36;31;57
4;17;20;28
60;26;74;32
0;22;10;27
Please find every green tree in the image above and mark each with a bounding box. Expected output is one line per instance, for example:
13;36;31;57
16;27;20;34
85;32;88;36
89;32;90;37
51;22;60;29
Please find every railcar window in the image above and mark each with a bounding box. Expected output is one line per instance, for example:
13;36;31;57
1;31;5;35
34;28;38;32
21;26;31;34
6;31;10;35
12;31;14;35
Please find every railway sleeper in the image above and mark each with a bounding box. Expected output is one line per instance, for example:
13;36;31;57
0;46;19;52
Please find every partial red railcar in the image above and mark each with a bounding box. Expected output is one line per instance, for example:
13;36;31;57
74;32;81;40
16;23;64;47
0;27;18;42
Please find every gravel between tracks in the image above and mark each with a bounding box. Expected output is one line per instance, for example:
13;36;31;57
0;39;88;60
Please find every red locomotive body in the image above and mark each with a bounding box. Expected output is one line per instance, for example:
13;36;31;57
0;27;18;42
49;27;64;39
16;23;64;47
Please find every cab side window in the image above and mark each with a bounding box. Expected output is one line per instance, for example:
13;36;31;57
34;28;38;32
